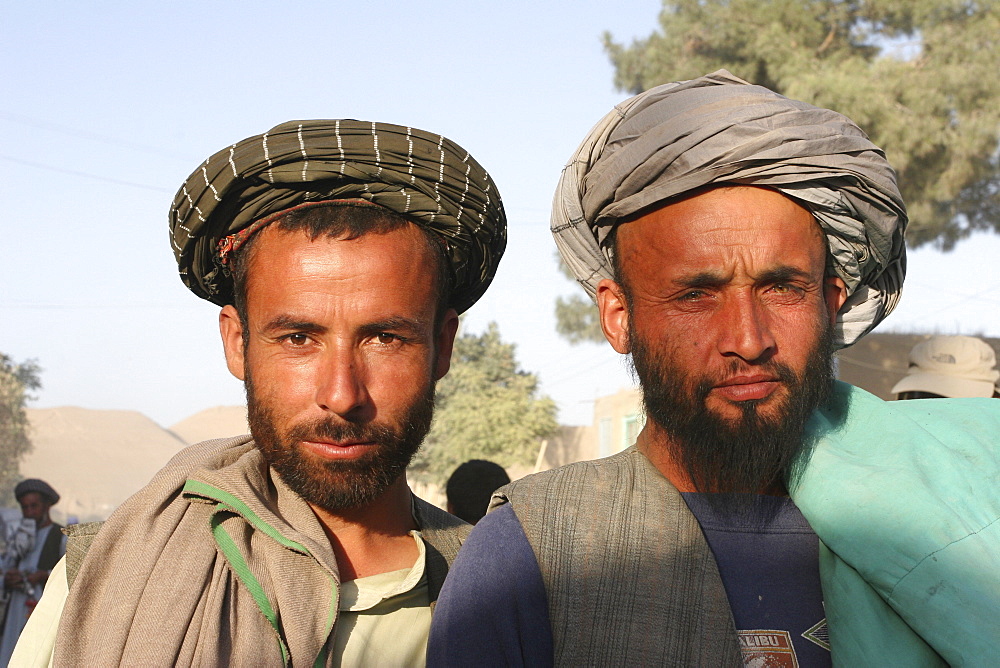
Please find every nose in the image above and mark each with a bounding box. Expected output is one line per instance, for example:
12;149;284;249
314;348;372;419
716;292;777;364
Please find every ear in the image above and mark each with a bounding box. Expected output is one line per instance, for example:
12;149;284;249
597;278;631;354
823;276;848;326
433;308;460;380
219;305;246;381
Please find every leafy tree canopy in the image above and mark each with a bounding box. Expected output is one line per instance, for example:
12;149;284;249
605;0;999;248
557;0;1000;344
412;322;558;485
0;354;41;505
555;256;605;344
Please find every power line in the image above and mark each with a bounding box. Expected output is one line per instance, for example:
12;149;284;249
0;154;172;193
920;283;1000;318
0;110;190;161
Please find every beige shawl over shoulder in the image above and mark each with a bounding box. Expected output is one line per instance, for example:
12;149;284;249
54;436;467;667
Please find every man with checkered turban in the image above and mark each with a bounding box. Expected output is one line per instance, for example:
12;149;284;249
15;119;506;667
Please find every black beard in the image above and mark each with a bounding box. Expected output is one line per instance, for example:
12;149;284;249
246;372;435;513
630;323;835;501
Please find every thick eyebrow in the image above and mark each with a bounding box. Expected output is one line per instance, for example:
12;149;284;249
357;317;429;339
756;266;816;285
261;315;327;334
674;271;730;290
261;315;430;338
674;266;815;289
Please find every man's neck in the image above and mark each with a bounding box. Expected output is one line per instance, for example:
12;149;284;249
636;424;699;492
309;476;419;582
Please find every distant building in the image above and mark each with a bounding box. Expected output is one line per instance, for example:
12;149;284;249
593;388;645;459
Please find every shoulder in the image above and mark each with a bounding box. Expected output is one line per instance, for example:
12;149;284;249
488;448;652;531
801;381;1000;484
428;505;553;665
493;447;642;508
799;381;1000;664
412;495;472;570
443;505;539;589
814;380;1000;436
413;495;470;535
163;435;259;480
71;437;262;573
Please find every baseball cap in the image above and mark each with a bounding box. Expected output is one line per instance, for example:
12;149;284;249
891;335;1000;398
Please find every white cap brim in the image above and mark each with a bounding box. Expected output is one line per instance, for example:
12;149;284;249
891;372;996;398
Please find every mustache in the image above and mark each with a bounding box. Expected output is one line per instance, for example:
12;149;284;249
287;417;396;446
692;358;799;402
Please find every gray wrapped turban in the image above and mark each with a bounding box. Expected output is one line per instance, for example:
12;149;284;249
552;70;907;347
171;120;506;314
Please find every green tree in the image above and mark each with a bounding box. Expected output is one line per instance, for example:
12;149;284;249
413;322;559;484
0;354;41;504
558;0;1000;343
555;257;606;344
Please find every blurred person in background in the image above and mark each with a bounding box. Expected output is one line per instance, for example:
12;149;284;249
446;461;511;525
0;480;63;667
893;335;1000;400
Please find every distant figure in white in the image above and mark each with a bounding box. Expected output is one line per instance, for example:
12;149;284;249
893;335;1000;400
0;480;64;666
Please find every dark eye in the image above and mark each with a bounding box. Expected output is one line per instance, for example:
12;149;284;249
375;333;397;344
286;333;309;346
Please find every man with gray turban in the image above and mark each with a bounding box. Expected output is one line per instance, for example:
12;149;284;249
14;120;506;666
430;72;1000;665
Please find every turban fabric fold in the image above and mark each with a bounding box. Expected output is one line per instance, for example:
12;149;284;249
552;70;907;347
171;120;506;314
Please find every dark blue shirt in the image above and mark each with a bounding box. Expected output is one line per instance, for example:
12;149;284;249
429;497;830;666
681;493;830;666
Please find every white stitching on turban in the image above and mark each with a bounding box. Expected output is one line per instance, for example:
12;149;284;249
551;70;907;348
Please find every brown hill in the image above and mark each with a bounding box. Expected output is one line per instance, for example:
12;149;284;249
169;405;249;445
21;407;187;523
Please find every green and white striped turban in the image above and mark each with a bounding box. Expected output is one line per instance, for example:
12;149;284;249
170;120;507;314
552;70;907;347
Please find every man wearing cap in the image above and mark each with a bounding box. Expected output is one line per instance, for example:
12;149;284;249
14;120;506;666
430;72;1000;666
0;480;64;666
894;335;1000;400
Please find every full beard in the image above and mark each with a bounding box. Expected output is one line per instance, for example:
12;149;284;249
630;322;835;501
246;373;435;513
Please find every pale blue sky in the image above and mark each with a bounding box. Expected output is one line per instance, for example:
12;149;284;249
2;2;998;427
